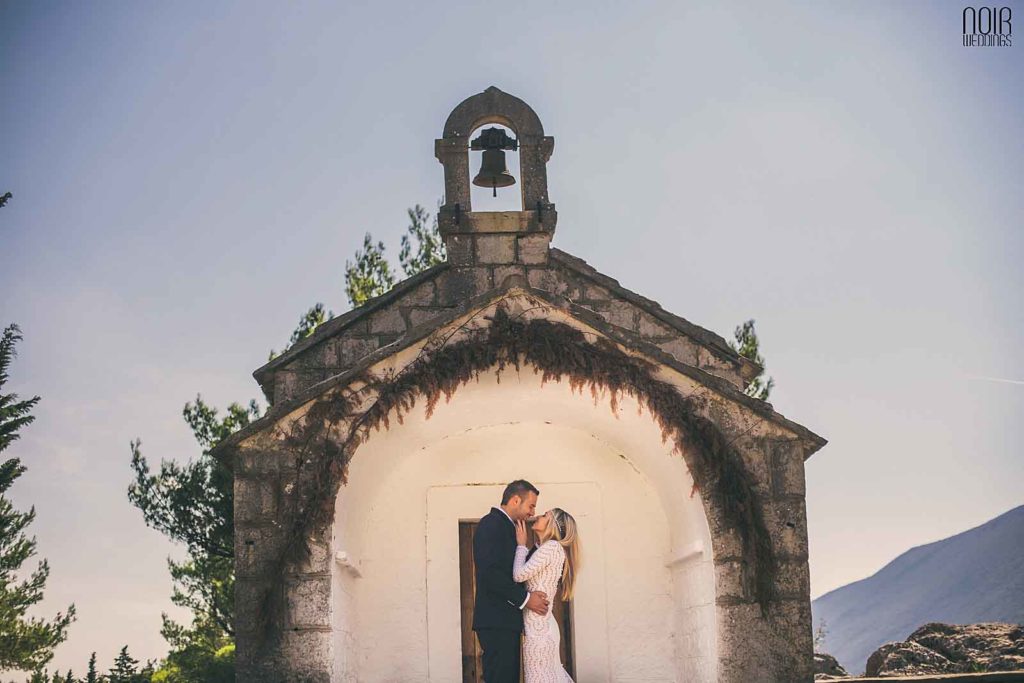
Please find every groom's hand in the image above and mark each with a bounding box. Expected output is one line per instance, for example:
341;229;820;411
526;591;549;616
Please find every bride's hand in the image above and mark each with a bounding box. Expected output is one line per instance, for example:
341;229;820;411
515;520;528;546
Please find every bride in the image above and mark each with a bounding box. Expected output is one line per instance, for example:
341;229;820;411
513;508;581;683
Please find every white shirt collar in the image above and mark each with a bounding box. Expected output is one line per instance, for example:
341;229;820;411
496;506;515;525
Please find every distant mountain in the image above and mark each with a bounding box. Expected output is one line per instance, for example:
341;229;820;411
811;505;1024;675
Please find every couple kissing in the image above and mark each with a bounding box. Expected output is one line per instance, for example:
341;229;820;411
471;479;582;683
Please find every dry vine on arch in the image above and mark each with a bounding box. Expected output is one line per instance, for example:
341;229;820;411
247;304;777;644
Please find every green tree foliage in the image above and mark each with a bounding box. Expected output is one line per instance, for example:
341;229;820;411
267;303;335;362
129;397;259;636
0;325;39;453
85;651;98;683
27;668;73;683
345;204;447;307
0;192;11;209
128;398;258;682
105;644;153;683
130;303;342;680
108;645;138;681
398;204;446;277
344;233;394;307
0;325;76;674
148;642;232;683
31;669;62;683
149;600;233;682
729;319;775;400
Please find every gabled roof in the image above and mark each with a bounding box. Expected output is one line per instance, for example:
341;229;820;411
253;260;451;391
252;247;761;400
549;248;761;381
217;282;825;462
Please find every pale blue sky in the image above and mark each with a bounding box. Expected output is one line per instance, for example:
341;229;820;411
1;0;1021;675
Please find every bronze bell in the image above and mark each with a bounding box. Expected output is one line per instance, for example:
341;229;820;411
471;127;518;196
473;149;516;196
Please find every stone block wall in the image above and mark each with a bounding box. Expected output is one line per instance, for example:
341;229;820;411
231;422;817;682
233;372;818;682
706;432;815;682
233;445;335;682
260;245;753;407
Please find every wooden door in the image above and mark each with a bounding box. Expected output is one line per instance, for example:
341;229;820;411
458;520;575;683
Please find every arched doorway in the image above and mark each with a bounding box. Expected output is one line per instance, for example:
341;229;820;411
332;365;717;682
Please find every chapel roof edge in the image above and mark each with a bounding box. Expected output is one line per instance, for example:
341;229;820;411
252;247;760;402
218;282;825;465
252;260;451;390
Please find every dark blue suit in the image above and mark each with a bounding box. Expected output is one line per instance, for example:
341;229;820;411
473;507;529;682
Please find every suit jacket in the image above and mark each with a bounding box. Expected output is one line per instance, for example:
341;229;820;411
472;507;529;631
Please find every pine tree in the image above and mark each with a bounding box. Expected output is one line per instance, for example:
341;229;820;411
108;645;138;683
344;233;395;306
85;651;98;683
398;203;446;277
345;204;448;308
0;324;39;454
267;303;335;361
138;658;157;678
0;324;76;672
729;319;775;400
128;397;251;635
22;668;71;683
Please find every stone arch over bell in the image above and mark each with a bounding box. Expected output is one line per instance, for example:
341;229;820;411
435;86;555;218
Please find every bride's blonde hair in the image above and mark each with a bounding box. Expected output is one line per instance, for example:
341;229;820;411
537;507;581;601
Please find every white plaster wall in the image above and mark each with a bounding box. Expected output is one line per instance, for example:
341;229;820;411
331;366;716;682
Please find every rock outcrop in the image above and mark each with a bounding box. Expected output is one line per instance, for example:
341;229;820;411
864;622;1024;677
812;505;1024;672
813;652;850;679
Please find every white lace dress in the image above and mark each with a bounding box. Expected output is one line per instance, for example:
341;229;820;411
512;540;574;683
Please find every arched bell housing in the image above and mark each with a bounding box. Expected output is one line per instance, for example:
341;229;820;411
435;86;557;237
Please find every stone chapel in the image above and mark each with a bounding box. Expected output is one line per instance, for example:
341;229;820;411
219;86;827;682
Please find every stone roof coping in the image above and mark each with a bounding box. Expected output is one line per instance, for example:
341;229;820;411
549;248;763;382
250;246;762;402
214;283;826;468
251;261;451;386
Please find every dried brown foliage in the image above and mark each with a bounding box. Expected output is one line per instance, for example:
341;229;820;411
252;304;776;645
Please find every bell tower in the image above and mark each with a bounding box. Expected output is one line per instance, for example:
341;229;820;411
435;86;557;267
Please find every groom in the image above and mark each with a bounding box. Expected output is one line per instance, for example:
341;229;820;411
472;479;550;683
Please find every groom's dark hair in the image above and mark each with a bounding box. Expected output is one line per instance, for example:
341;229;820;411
501;479;539;504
